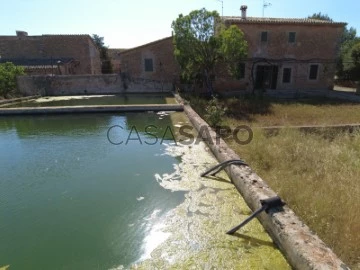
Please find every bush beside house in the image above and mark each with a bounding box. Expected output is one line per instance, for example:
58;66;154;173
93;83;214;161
0;62;25;98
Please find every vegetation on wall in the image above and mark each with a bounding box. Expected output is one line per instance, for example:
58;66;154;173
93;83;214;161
0;62;25;98
92;34;113;74
171;8;248;94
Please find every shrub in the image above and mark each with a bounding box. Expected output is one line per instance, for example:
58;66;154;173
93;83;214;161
204;96;226;127
0;62;25;97
350;42;360;81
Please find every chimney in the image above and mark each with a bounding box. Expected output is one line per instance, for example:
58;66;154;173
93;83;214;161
16;30;28;37
240;5;248;19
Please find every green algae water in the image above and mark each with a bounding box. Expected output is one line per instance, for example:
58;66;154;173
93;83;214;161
0;112;290;270
2;94;176;108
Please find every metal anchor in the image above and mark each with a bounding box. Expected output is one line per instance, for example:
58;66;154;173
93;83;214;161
226;196;285;235
201;159;248;177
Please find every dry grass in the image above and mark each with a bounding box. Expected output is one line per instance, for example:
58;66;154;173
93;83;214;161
224;101;360;127
185;94;360;127
227;129;360;269
183;94;360;268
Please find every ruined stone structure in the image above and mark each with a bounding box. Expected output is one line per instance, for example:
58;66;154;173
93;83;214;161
0;31;101;75
112;9;345;92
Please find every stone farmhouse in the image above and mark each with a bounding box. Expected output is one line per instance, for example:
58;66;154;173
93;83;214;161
115;7;346;92
0;31;101;75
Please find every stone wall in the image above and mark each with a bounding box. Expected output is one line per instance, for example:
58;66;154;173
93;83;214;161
119;37;181;86
0;34;102;75
17;74;173;96
231;23;343;60
230;22;344;91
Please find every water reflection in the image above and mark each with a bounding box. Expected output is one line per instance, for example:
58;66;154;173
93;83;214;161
0;114;113;136
139;210;171;261
0;113;185;270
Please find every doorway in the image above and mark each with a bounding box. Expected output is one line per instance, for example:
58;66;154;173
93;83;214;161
255;65;279;90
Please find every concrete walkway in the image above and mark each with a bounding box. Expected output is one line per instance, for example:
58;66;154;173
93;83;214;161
0;104;183;115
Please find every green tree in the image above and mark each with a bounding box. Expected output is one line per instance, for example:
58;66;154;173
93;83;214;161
351;43;360;64
308;12;333;21
0;62;25;98
339;30;360;79
92;34;113;74
349;42;360;80
172;8;248;94
219;25;248;78
308;13;360;80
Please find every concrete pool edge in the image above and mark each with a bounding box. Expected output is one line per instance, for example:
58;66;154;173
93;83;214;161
175;94;349;270
0;104;183;115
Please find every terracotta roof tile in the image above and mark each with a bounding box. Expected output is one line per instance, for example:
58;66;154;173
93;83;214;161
222;16;346;26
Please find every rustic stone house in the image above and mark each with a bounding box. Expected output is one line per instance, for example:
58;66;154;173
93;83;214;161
219;6;346;91
110;9;346;92
0;31;101;75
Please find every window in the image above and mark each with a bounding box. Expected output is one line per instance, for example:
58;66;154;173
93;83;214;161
261;31;268;42
309;64;319;80
144;58;153;72
282;68;292;83
236;63;246;79
288;32;296;43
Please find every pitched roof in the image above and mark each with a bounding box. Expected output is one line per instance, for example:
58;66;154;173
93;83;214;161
222;16;346;26
119;36;173;55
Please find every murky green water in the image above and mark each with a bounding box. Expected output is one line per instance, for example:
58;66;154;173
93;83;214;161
1;94;176;108
0;112;290;270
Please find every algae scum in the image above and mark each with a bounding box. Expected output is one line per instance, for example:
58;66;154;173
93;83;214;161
130;142;290;269
0;112;289;269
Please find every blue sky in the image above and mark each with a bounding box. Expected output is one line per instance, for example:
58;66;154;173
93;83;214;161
1;0;359;48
